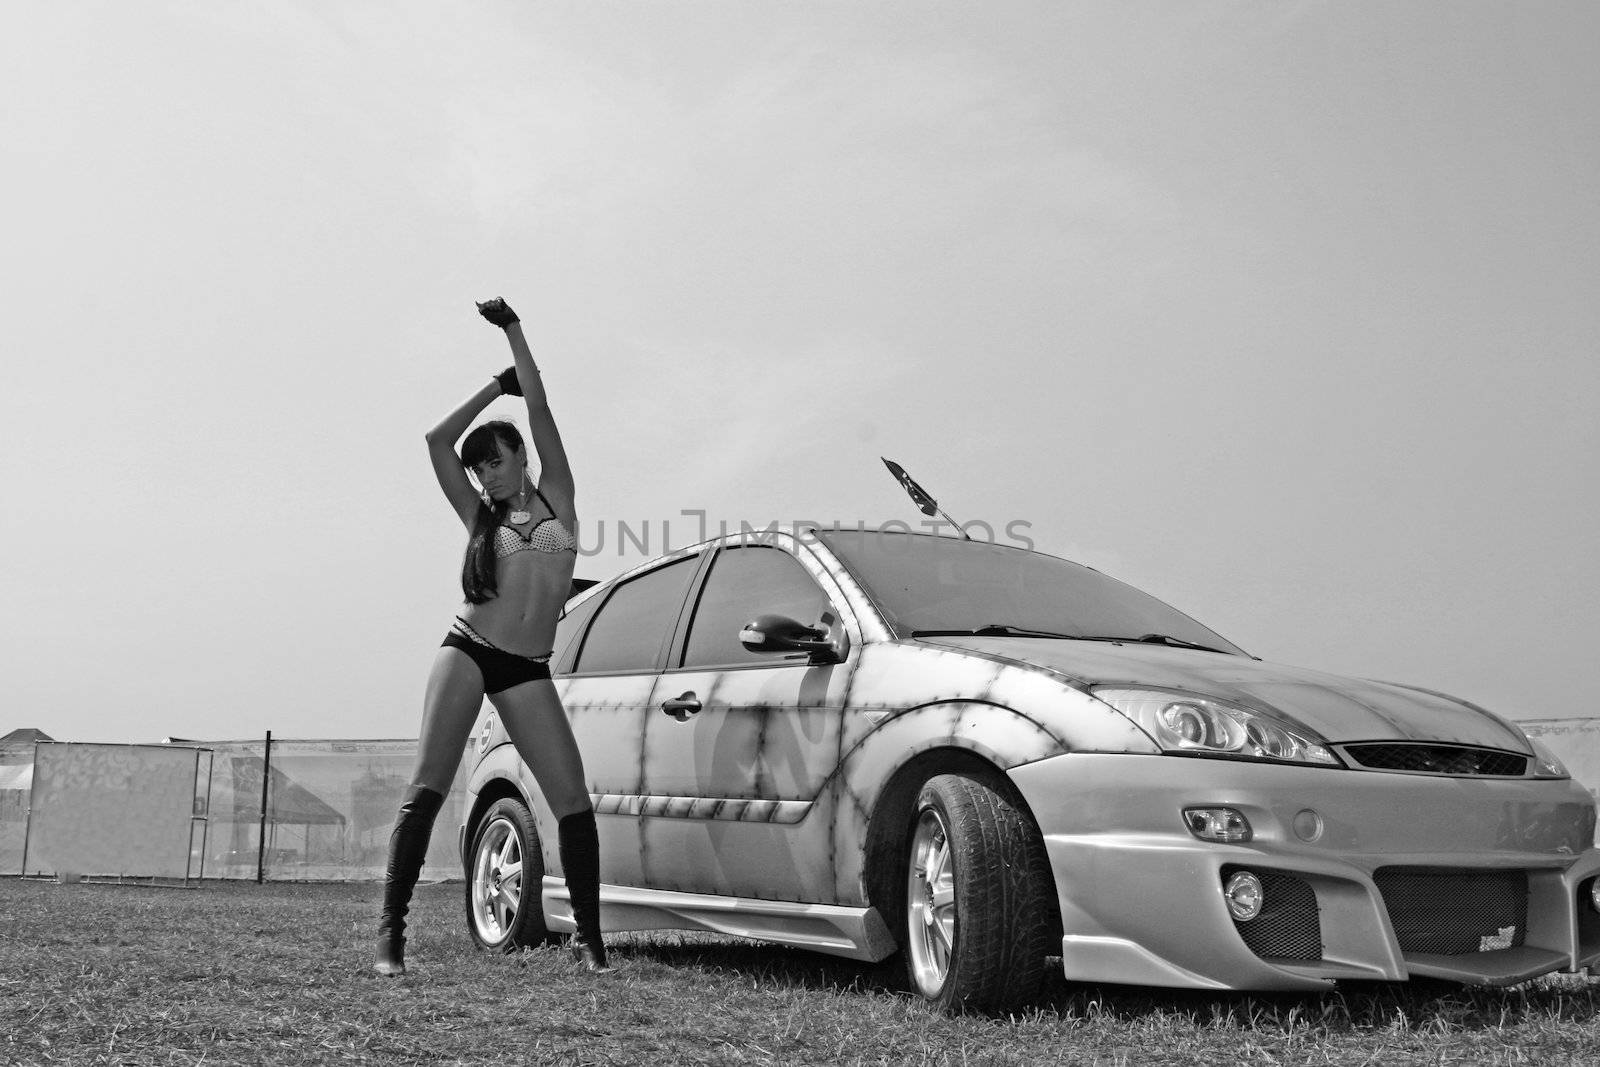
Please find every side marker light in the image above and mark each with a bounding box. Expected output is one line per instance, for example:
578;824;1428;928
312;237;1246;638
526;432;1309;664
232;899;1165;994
1183;807;1252;843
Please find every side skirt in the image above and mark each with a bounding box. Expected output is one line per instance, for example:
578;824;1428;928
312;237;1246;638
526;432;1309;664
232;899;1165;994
541;878;898;962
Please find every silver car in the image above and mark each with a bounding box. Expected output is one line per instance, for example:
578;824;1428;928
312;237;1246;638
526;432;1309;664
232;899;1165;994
459;527;1600;1011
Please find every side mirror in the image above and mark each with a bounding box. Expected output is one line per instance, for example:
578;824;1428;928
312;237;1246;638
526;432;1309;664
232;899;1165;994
739;612;848;664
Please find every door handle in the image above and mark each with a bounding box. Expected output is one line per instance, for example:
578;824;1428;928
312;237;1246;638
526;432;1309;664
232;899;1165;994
660;691;701;722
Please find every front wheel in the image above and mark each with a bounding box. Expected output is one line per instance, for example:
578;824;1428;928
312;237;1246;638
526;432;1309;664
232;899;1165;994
905;774;1052;1012
464;797;552;951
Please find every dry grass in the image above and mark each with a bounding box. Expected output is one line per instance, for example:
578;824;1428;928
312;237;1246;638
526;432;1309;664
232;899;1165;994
4;878;1600;1065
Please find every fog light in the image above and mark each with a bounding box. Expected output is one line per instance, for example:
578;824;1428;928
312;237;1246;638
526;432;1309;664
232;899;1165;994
1183;807;1252;843
1224;871;1264;921
1589;879;1600;914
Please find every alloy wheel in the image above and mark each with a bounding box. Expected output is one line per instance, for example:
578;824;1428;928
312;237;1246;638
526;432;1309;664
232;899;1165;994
906;805;957;996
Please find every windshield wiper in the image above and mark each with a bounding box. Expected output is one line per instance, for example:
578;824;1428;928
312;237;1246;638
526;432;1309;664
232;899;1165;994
911;624;1077;639
911;627;1232;654
1131;633;1230;654
1053;632;1233;653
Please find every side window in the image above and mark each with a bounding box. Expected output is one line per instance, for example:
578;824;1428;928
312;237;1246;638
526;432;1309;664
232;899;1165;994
573;556;699;674
681;546;833;669
550;592;603;676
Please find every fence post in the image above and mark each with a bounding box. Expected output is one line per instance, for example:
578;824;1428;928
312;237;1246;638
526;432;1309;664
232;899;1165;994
256;730;272;884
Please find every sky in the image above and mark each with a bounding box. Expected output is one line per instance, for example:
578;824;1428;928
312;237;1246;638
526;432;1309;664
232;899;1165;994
1;1;1595;745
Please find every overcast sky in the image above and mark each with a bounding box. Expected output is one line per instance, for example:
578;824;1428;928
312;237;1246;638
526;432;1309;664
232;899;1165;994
2;2;1595;745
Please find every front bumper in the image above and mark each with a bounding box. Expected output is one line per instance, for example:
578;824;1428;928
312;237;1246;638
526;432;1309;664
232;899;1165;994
1008;752;1600;990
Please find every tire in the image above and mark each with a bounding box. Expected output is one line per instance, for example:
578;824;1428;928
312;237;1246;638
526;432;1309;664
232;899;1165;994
904;773;1053;1012
464;797;552;952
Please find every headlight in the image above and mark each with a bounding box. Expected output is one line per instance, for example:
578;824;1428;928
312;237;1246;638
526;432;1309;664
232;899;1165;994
1094;687;1341;766
1526;736;1569;779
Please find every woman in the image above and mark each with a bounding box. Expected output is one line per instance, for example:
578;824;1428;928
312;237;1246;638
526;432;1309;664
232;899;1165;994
374;296;608;976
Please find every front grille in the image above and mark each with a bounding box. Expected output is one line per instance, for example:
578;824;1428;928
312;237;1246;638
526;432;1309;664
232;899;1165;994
1374;867;1528;955
1226;868;1322;961
1342;743;1527;777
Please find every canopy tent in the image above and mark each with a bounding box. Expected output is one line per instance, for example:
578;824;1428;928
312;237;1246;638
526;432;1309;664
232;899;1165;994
0;728;55;747
214;756;346;824
0;728;55;772
206;754;347;873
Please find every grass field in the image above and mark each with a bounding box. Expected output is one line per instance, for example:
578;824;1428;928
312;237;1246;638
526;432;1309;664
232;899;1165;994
4;879;1600;1065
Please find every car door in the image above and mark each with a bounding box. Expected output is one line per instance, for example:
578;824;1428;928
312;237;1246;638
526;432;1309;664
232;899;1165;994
638;538;859;903
553;550;706;886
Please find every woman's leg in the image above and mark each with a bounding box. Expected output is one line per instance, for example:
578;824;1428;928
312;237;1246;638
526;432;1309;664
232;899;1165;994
488;680;590;816
375;647;486;976
489;680;610;972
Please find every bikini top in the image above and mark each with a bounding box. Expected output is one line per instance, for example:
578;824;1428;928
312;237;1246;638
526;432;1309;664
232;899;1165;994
493;486;577;558
494;517;576;557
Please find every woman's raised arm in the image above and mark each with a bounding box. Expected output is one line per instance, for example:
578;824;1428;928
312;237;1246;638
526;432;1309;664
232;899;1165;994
425;378;503;528
478;298;575;516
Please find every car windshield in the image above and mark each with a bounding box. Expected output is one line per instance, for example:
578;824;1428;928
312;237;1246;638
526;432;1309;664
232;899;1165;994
815;529;1247;656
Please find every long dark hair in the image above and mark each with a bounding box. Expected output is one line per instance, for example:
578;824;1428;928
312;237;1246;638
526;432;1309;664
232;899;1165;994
459;420;526;604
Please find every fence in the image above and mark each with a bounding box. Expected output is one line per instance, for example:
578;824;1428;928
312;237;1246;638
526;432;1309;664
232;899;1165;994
4;719;1598;881
0;742;35;876
1523;718;1600;806
2;734;476;882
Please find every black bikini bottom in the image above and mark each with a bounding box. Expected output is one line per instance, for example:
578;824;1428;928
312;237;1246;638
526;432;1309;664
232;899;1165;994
441;628;552;694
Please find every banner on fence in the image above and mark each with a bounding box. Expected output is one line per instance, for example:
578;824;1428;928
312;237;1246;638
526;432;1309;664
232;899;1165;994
22;742;209;881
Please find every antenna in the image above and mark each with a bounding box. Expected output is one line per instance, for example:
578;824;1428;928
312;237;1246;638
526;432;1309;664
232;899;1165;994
881;457;971;540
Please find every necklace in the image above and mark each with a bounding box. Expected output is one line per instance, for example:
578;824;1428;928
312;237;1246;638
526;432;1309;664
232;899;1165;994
508;476;534;525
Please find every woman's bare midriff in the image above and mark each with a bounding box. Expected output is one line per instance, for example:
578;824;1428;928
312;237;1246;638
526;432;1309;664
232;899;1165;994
459;550;575;657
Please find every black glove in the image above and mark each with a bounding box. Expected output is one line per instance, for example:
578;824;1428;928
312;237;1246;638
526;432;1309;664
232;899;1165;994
476;297;520;328
494;366;523;397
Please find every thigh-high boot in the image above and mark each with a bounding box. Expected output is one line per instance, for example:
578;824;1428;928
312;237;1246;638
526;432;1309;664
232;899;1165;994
374;785;445;976
559;810;610;972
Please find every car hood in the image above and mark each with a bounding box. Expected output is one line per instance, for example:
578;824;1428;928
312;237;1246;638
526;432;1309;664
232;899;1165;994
915;636;1530;752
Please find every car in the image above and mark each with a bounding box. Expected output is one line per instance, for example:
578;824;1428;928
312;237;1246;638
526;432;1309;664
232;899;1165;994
457;525;1600;1011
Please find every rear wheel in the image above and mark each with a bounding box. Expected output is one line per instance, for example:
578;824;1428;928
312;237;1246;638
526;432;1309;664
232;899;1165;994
905;774;1052;1012
464;797;552;951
